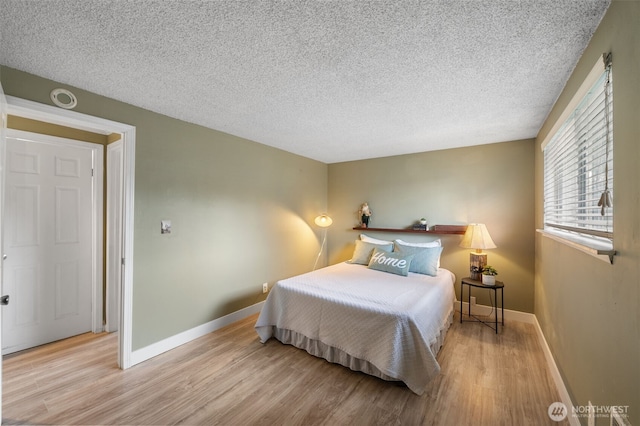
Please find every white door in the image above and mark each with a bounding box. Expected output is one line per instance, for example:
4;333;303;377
2;130;98;354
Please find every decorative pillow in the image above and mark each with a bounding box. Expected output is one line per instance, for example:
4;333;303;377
360;234;393;245
393;243;443;276
367;248;414;276
395;239;442;268
349;240;393;265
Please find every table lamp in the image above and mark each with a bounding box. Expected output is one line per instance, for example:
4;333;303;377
459;223;496;280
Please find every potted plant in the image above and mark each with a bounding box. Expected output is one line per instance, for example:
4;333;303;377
419;218;427;225
481;266;498;285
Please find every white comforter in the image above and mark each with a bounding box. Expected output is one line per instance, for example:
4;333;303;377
255;262;456;394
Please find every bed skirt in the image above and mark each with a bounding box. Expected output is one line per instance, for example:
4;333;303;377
271;308;453;393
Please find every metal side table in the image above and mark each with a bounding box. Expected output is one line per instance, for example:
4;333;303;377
460;277;504;333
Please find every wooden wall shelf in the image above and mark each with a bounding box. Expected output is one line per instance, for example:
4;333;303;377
352;225;467;235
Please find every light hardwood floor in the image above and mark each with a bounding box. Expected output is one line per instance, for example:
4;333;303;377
3;312;567;425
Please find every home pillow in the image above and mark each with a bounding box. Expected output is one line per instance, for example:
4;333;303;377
349;240;393;265
395;239;442;268
367;248;414;276
360;234;393;245
393;243;443;277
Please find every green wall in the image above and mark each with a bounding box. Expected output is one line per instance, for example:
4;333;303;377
328;139;535;312
0;67;328;350
534;1;639;424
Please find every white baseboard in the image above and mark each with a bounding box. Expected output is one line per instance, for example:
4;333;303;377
130;301;265;366
532;316;579;426
455;300;535;324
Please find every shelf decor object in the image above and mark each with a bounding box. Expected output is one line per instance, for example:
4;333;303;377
459;223;497;280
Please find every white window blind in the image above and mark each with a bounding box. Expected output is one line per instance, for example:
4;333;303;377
543;58;613;249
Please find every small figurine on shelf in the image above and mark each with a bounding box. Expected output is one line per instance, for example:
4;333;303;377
359;202;372;228
413;218;428;231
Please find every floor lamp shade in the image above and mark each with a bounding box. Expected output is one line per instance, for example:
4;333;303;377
313;214;332;270
314;214;333;228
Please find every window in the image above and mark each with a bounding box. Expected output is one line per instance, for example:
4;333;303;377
543;54;613;251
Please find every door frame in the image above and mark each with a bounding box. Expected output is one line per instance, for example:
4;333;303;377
0;77;8;423
4;129;104;353
5;96;136;369
105;140;123;333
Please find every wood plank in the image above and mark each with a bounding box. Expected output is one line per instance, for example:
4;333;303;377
353;225;467;235
2;313;569;425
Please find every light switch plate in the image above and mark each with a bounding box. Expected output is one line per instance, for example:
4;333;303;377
161;220;171;234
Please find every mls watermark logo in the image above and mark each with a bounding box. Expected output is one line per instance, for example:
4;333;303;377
548;402;630;422
548;402;568;422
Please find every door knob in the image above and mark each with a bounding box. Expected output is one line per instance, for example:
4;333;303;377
0;295;9;305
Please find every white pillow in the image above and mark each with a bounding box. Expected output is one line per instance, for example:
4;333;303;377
360;234;393;245
349;240;394;264
394;238;441;248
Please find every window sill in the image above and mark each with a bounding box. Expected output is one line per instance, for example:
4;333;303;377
537;229;616;264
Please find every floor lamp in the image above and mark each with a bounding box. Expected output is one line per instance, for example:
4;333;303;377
313;214;333;270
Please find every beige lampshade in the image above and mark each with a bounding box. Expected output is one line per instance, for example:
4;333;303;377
459;223;497;251
314;214;333;228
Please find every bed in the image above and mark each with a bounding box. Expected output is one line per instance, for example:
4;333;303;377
255;243;456;395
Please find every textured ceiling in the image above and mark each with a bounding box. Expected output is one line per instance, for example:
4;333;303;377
1;1;609;163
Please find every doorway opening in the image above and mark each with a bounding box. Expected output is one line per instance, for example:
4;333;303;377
3;96;135;368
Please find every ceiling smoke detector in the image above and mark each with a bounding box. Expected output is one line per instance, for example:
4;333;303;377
50;88;77;109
